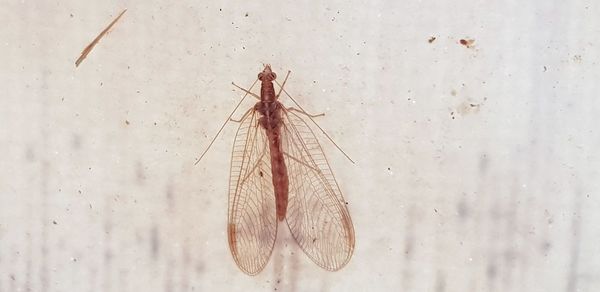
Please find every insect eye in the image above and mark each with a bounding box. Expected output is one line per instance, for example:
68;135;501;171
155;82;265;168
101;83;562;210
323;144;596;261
258;73;264;80
270;73;277;80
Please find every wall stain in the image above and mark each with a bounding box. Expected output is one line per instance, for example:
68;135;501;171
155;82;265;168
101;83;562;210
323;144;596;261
71;134;82;150
457;196;469;220
150;225;160;260
135;161;147;185
165;179;175;213
479;153;490;174
566;191;583;292
435;270;446;292
180;244;190;292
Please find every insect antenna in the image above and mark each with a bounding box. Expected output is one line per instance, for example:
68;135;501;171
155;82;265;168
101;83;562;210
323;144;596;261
194;78;259;165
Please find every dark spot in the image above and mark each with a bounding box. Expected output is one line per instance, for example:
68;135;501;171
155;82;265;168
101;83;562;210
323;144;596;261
428;36;436;43
541;240;552;253
259;171;264;177
312;238;317;243
387;167;391;171
70;13;73;18
245;12;248;17
10;274;15;281
434;208;438;213
154;122;157;126
52;220;57;225
459;39;475;48
543;66;547;72
125;120;130;125
404;236;413;258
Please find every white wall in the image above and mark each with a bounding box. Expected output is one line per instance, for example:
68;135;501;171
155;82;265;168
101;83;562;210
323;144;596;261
1;0;599;291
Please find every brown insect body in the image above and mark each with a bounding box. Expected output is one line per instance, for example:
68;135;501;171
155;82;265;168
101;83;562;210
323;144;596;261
224;65;355;275
255;66;289;221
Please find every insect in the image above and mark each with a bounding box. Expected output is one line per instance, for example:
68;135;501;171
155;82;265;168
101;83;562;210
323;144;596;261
196;65;355;275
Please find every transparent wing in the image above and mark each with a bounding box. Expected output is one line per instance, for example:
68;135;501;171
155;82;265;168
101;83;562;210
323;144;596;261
281;108;355;271
228;109;277;275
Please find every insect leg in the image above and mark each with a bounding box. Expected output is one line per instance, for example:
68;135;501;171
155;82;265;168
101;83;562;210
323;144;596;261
275;70;291;98
282;151;319;173
229;107;253;123
194;79;259;165
282;105;355;165
286;107;325;118
232;82;260;100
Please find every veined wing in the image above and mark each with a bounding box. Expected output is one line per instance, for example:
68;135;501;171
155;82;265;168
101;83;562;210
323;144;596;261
281;108;355;271
228;109;277;275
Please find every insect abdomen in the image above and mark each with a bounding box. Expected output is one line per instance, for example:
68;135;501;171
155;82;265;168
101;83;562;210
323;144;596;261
267;126;289;221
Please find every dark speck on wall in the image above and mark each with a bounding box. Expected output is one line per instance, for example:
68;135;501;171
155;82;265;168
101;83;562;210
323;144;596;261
428;36;436;43
459;38;475;48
